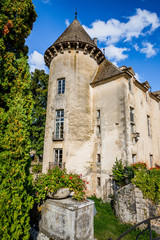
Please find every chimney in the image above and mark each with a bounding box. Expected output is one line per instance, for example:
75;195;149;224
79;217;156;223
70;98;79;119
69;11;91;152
93;38;97;46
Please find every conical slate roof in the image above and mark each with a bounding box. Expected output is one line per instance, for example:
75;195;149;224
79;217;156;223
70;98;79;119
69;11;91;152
53;19;96;47
44;19;105;67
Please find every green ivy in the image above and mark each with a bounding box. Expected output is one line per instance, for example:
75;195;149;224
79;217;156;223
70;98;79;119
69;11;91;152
132;168;160;204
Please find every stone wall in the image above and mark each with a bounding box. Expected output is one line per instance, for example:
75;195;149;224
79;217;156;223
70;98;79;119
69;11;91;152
115;183;160;234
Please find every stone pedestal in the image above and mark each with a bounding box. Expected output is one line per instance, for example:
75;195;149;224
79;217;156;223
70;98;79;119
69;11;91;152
32;197;94;240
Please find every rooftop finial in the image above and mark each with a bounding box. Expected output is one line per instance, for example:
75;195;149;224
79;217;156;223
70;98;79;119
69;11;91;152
75;9;77;19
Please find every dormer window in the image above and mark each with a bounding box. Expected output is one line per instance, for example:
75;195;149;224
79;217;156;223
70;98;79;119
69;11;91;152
58;78;65;94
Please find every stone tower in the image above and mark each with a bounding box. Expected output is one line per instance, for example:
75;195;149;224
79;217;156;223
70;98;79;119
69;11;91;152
43;19;105;195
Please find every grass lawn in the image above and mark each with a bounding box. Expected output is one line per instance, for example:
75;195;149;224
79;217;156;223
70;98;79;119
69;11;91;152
90;197;158;240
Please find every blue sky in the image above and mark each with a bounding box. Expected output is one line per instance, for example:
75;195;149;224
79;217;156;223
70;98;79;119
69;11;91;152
27;0;160;92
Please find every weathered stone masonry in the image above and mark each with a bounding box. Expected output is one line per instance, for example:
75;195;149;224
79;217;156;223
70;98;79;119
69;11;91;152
115;183;160;234
43;18;160;200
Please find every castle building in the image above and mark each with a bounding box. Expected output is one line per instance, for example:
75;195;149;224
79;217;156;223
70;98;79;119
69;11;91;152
42;18;160;199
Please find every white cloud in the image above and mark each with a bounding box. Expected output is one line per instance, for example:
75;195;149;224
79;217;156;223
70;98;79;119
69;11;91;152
140;42;158;58
104;45;129;64
124;9;160;41
133;43;140;51
135;73;141;82
83;19;125;44
41;0;50;3
28;51;47;73
65;19;70;27
83;9;160;45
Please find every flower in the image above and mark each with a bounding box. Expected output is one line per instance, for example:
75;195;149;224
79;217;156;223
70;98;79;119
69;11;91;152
34;166;86;202
87;182;89;184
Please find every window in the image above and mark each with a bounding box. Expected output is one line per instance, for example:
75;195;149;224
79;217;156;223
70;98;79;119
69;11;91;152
130;107;134;122
150;154;153;168
132;154;136;164
58;78;65;94
146;92;148;102
97;125;101;135
54;149;63;168
128;79;132;92
147;115;151;136
131;123;135;134
97;177;101;186
97;154;101;163
97;109;100;118
55;110;64;139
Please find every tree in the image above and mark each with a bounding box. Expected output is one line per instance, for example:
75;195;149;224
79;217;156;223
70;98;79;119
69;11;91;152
0;1;37;239
30;69;49;158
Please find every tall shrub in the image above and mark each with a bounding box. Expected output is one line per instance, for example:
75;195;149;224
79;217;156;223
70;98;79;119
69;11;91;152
0;1;37;239
30;69;49;157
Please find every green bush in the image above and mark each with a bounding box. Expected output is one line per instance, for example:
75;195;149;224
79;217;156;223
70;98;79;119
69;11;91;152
32;164;42;173
112;159;160;204
112;159;125;186
34;166;86;202
132;168;160;204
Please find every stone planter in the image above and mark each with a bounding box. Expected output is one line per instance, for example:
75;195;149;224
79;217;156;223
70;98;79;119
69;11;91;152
47;188;70;199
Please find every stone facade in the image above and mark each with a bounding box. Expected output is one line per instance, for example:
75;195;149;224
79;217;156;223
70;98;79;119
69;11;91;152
42;18;160;200
115;183;160;234
30;198;94;240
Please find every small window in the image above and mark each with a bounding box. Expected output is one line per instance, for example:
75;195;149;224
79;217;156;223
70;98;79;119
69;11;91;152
55;110;64;139
97;125;101;135
54;149;63;168
132;154;136;164
128;79;132;92
130;123;135;134
147;115;151;136
146;92;148;102
130;107;134;122
97;154;101;163
97;177;101;186
150;154;153;168
97;110;100;118
58;78;65;94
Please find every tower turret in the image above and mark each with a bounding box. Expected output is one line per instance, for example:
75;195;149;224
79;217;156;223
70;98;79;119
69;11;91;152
43;19;105;197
